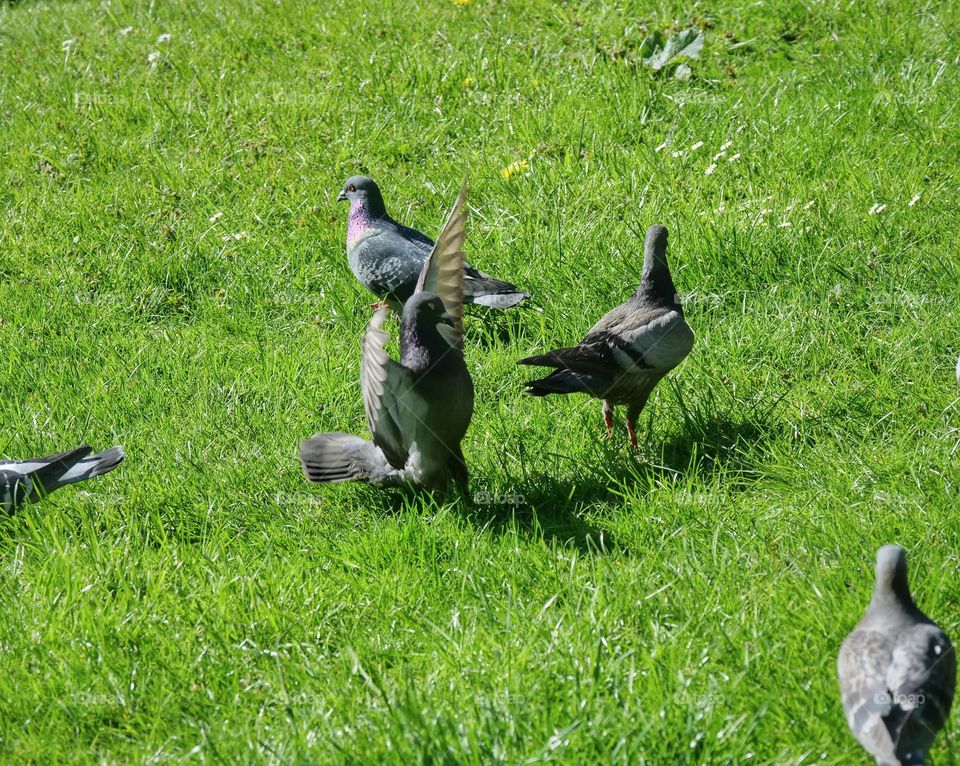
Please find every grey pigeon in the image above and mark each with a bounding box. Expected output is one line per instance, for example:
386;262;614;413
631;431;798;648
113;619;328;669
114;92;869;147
1;444;125;514
301;185;475;491
838;544;956;765
338;175;528;311
517;224;693;447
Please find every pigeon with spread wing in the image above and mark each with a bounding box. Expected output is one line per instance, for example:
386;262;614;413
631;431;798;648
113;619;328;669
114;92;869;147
301;185;474;491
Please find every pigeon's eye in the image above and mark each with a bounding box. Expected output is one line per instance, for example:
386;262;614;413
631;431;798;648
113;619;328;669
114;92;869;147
348;185;356;193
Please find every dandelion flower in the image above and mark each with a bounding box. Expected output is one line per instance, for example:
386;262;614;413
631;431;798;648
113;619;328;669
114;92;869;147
462;76;475;88
909;194;920;207
453;0;472;5
501;160;530;181
704;163;717;175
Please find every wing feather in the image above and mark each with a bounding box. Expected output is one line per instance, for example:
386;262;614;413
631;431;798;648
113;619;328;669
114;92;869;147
414;182;468;348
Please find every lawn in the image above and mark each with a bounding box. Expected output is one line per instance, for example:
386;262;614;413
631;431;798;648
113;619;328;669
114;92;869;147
1;0;959;762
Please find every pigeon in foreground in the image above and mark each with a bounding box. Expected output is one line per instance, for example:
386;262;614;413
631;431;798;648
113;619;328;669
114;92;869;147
517;224;693;447
338;175;528;311
1;444;125;513
837;544;956;765
301;184;475;491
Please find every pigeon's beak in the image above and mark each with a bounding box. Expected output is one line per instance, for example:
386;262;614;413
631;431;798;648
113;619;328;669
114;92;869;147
336;191;348;203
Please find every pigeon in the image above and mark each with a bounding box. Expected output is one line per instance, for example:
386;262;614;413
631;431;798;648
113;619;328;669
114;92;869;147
1;444;125;514
517;224;694;447
837;544;956;765
338;175;528;311
301;184;475;491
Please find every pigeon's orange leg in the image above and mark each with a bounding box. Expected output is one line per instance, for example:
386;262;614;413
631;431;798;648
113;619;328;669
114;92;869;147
602;401;614;440
626;417;639;449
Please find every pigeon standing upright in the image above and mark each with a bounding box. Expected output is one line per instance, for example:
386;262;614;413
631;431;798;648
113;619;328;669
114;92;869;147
1;444;125;514
837;544;956;765
517;224;693;447
300;184;474;491
338;175;528;311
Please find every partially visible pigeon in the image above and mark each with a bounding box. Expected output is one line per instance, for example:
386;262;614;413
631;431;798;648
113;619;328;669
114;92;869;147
837;544;956;765
1;444;125;514
517;224;693;447
301;184;474;491
338;175;528;311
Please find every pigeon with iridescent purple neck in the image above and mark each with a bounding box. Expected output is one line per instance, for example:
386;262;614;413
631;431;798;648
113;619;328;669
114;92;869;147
338;175;528;312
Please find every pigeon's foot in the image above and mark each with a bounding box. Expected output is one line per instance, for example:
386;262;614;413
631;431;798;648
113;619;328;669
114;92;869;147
626;418;639;449
602;402;614;440
369;301;388;310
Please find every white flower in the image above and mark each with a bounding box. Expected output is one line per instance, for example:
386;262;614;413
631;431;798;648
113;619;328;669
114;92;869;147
689;141;704;151
712;149;726;161
119;27;134;36
62;38;77;51
655;142;667;152
671;150;683;158
715;203;725;214
704;163;717;175
909;194;920;207
728;153;741;162
778;221;792;228
868;203;887;215
147;51;161;64
223;231;248;241
720;140;733;151
803;200;815;210
157;33;172;44
209;211;223;223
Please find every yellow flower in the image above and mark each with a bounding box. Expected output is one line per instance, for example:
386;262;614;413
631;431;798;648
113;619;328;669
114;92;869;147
501;159;530;181
463;76;475;88
453;0;472;5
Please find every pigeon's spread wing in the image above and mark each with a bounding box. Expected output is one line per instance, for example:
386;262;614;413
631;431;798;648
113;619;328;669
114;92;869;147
838;629;900;763
361;308;412;469
414;183;468;348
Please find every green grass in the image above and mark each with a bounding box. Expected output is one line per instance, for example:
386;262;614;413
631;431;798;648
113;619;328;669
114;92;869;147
2;0;960;762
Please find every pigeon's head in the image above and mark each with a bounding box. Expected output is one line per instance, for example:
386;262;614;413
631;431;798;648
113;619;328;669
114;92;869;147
645;224;669;259
338;176;386;216
405;293;453;327
638;224;676;302
874;544;910;599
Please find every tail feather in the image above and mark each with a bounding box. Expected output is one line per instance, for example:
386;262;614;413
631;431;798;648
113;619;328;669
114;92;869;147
524;369;598;397
299;433;398;485
54;446;124;485
463;269;529;308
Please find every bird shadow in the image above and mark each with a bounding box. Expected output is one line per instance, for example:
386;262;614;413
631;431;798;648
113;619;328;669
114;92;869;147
341;478;621;555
